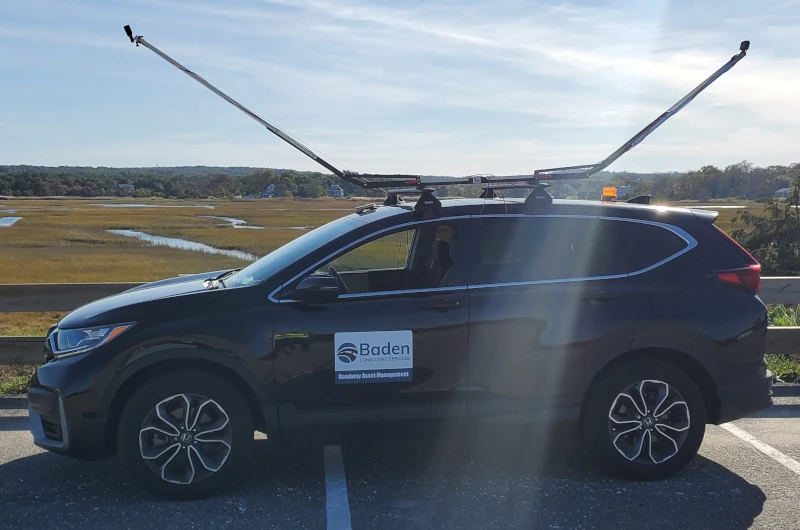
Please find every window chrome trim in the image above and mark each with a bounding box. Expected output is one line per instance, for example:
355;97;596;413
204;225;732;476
268;213;697;303
339;285;467;300
468;273;628;291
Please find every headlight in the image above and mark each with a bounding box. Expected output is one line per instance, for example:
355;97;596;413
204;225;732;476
54;323;134;358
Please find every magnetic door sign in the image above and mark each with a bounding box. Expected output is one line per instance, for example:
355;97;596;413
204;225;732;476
334;331;413;384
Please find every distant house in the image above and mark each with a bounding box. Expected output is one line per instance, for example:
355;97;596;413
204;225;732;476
114;184;134;194
774;188;790;199
327;184;344;199
260;184;276;198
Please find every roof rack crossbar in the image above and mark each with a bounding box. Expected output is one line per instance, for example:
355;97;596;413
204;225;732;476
481;183;548;190
124;26;749;190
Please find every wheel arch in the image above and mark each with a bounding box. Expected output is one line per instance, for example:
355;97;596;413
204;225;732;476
580;347;721;425
101;345;277;455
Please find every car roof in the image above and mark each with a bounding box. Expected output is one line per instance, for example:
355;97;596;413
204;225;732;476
349;197;710;226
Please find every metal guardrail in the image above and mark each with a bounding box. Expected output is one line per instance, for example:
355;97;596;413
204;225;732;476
0;283;142;313
1;279;799;364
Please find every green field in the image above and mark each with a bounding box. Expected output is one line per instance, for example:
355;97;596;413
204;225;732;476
0;197;355;282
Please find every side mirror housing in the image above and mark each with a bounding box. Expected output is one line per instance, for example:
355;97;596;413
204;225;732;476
287;275;340;304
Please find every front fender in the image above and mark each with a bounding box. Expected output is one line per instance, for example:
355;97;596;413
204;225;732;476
98;342;278;435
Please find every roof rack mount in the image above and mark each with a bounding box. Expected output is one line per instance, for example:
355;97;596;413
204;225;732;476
123;25;749;193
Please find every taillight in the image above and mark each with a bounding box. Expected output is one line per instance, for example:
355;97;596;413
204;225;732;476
714;263;761;294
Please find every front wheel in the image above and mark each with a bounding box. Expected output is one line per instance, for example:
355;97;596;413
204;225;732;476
117;370;254;499
581;359;706;480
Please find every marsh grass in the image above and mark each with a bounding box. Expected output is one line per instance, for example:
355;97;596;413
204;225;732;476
0;313;62;336
0;198;355;283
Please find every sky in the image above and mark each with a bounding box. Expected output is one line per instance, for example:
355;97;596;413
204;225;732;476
1;0;798;175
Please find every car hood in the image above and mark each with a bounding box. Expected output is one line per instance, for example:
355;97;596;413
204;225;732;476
123;269;232;292
58;270;230;329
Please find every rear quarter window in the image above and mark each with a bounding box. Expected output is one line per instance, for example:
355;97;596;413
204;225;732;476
605;220;689;273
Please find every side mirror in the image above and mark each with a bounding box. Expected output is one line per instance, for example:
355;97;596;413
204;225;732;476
287;274;340;304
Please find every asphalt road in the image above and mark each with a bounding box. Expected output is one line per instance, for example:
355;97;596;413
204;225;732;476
1;393;799;530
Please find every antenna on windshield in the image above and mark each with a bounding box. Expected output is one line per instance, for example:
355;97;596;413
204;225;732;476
123;25;750;196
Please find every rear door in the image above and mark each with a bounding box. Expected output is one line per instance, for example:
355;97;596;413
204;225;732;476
272;218;472;426
466;215;646;421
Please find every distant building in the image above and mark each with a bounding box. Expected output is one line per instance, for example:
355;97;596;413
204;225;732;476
114;184;134;194
260;184;276;198
327;184;344;199
774;188;790;199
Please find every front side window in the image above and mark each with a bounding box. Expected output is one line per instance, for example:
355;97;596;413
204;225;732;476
470;217;687;285
298;221;461;296
323;230;414;273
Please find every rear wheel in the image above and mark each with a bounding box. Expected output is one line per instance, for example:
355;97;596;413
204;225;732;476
581;359;706;480
117;370;254;499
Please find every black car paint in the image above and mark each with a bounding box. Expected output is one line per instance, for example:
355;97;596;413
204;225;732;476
28;198;772;459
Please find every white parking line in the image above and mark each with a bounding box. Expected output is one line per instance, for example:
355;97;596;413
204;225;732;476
324;445;352;530
720;423;800;476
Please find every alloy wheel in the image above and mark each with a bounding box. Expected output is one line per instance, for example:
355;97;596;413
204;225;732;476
139;394;233;485
607;379;691;465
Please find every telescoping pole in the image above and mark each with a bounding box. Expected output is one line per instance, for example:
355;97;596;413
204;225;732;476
122;25;370;187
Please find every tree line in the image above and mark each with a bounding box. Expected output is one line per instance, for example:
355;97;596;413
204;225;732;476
550;161;797;202
0;161;796;200
0;166;372;199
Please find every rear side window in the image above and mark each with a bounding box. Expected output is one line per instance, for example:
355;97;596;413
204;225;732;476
470;217;688;284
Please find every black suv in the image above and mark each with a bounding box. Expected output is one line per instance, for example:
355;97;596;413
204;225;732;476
27;198;772;498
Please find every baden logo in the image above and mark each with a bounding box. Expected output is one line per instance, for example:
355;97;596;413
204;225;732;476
334;331;413;384
337;342;358;363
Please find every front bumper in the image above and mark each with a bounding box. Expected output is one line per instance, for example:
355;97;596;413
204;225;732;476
27;346;114;460
28;383;110;460
715;368;774;424
28;385;69;449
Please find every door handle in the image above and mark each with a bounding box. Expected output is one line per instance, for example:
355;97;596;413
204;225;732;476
583;291;621;303
418;301;461;312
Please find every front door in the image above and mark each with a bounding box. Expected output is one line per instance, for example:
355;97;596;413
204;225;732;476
272;218;471;426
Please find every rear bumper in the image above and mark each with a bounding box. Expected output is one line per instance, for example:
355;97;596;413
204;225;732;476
715;368;773;424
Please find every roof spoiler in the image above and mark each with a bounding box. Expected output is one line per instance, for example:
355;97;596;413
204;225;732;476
691;209;721;224
123;25;750;193
625;195;652;205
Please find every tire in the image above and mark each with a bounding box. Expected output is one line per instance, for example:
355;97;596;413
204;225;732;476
117;370;254;499
581;359;706;480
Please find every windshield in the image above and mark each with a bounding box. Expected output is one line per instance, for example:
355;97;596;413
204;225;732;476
227;215;364;287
